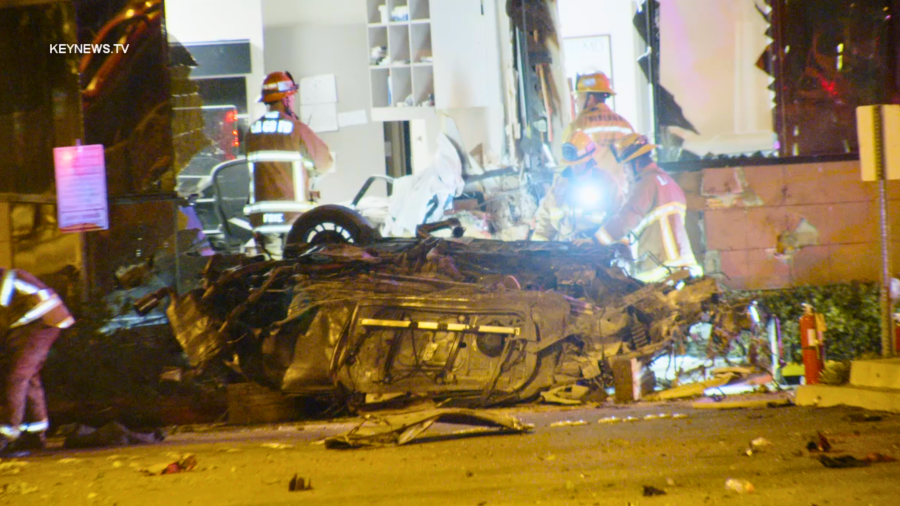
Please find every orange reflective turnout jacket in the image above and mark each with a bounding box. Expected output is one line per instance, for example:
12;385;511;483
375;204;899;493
0;269;74;332
564;103;634;199
594;164;699;282
245;111;333;202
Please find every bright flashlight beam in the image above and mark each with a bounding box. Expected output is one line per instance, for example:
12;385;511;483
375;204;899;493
577;186;602;207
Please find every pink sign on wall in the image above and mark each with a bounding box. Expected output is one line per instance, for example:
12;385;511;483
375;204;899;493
53;143;109;233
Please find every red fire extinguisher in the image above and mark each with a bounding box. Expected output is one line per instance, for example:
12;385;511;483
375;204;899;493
799;304;825;385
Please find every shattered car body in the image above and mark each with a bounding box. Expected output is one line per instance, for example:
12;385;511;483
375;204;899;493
152;237;726;408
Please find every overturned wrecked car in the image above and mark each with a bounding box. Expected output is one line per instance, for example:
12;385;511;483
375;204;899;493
139;228;728;409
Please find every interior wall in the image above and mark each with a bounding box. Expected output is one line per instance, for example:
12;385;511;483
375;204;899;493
264;24;387;204
411;0;508;173
557;0;646;134
164;0;267;120
659;0;774;155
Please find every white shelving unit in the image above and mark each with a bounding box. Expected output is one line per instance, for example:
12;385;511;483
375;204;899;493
367;0;435;121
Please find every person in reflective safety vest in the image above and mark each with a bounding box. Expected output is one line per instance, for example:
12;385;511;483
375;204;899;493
245;71;333;203
0;268;74;455
532;131;618;242
588;134;702;283
562;72;635;208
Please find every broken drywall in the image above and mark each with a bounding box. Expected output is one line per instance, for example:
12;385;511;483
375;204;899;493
775;217;819;261
701;168;764;208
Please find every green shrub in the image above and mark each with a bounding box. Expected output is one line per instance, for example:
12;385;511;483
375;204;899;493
731;282;882;362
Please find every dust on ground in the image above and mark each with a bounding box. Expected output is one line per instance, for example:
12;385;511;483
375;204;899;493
2;395;899;506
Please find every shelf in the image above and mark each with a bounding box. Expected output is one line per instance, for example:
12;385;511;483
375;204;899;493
366;0;440;121
412;66;434;106
410;23;432;64
370;67;390;108
388;24;410;65
390;66;412;106
409;0;430;20
366;0;386;24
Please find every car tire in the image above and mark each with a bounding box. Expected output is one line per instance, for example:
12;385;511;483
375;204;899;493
284;205;381;251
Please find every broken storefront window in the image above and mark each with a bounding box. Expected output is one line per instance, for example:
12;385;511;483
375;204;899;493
651;0;898;162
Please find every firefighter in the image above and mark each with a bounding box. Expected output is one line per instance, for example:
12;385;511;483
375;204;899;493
563;72;635;207
245;71;333;203
532;131;618;242
582;133;702;283
0;268;74;455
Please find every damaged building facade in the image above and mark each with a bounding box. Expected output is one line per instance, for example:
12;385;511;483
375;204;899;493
3;0;896;299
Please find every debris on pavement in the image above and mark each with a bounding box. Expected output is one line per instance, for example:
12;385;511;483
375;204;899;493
642;485;667;496
61;421;166;449
288;474;313;492
323;408;532;449
864;453;898;463
817;455;869;468
724;478;754;494
643;373;735;401
599;413;686;425
540;384;590;405
261;443;294;450
818;453;897;468
549;420;588;428
691;398;793;410
806;432;832;453
751;437;772;449
743;437;773;456
845;413;883;423
140;454;198;476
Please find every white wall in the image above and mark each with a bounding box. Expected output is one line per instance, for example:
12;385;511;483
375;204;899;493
660;0;774;155
262;0;364;27
410;0;508;171
164;0;267;120
264;23;388;204
557;0;646;134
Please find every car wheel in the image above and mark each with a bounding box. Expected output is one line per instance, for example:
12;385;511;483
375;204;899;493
284;205;380;250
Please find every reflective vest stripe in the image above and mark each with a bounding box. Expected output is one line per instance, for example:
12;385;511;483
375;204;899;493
632;202;686;238
596;227;615;245
582;125;633;135
247;150;305;162
659;214;679;261
10;294;64;329
0;270;16;306
0;425;20;438
13;280;40;295
19;420;48;433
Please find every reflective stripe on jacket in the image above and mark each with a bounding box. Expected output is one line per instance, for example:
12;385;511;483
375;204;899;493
594;164;700;282
0;269;74;330
563;103;634;202
245;111;333;202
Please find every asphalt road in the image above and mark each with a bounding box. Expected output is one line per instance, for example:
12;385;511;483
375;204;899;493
2;395;899;505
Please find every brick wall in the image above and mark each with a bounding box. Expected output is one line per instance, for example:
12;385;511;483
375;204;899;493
675;160;900;291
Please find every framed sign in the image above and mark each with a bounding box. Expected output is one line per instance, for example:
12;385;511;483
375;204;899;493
563;35;615;109
53;143;109;233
